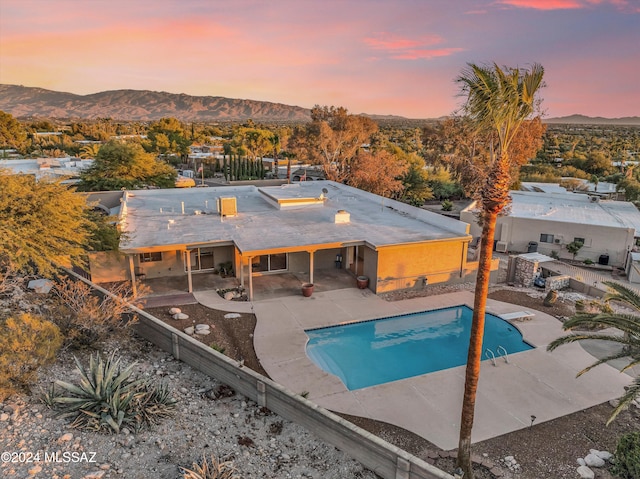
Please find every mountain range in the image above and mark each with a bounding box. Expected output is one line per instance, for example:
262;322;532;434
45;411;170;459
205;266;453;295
0;84;638;125
542;114;640;126
0;85;311;122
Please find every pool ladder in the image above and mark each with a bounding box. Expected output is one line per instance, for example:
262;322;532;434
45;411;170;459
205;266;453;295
484;346;510;367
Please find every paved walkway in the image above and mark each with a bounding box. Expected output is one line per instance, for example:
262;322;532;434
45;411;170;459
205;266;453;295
241;288;633;450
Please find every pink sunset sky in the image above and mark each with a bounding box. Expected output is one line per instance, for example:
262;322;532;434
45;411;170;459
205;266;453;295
0;0;638;119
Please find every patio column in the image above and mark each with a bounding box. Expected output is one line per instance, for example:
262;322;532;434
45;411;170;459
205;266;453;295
248;256;253;301
309;250;315;284
185;250;193;293
240;259;244;288
128;254;137;297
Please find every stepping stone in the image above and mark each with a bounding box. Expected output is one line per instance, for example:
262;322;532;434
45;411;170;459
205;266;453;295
173;313;189;320
224;313;241;319
184;326;194;335
169;307;182;315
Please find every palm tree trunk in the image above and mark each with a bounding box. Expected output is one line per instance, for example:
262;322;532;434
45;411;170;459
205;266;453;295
457;209;497;478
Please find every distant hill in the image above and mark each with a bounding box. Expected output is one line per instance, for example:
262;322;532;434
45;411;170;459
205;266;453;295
544;114;640;126
0;85;313;122
0;84;409;122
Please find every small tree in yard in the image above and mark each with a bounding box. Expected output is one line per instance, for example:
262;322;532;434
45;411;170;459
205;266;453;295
566;240;583;260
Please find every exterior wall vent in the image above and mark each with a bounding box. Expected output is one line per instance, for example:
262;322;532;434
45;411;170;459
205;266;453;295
217;197;238;217
334;209;350;224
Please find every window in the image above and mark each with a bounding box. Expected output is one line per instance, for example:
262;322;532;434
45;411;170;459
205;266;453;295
573;237;585;245
540;234;554;243
252;254;288;272
140;252;162;262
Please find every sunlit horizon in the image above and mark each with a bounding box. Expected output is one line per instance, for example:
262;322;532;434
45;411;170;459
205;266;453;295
1;0;638;119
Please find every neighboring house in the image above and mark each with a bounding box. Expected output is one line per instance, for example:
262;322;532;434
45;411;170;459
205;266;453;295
92;181;480;299
521;180;620;200
290;167;325;181
0;157;93;182
461;191;640;268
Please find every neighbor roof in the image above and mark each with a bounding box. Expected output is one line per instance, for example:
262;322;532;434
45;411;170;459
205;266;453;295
119;181;471;254
507;191;640;232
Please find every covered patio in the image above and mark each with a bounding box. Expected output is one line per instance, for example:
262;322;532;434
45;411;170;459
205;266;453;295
139;266;358;302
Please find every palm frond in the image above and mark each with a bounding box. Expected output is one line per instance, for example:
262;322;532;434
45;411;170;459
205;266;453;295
607;377;640;425
602;280;640;310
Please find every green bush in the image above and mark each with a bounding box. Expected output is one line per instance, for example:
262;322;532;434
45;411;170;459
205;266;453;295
584;259;594;265
0;313;63;400
44;351;176;433
612;432;640;479
441;199;454;211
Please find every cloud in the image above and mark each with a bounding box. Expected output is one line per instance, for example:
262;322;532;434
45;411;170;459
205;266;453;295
363;33;462;60
495;0;639;10
496;0;583;9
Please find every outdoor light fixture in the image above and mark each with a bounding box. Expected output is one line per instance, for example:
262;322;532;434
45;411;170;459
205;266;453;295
530;415;537;429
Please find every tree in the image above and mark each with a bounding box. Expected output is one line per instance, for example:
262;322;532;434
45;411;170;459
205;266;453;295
79;140;177;191
79;143;101;159
145;117;191;159
566;240;583;260
455;62;545;478
348;150;407;197
289;106;378;182
0;111;28;153
0;171;91;276
400;153;433;206
548;281;640;424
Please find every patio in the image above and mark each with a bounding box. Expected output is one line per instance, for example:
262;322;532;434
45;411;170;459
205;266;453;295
247;289;634;450
139;267;359;301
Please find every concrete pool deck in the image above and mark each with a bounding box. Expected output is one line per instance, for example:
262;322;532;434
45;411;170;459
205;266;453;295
199;287;634;451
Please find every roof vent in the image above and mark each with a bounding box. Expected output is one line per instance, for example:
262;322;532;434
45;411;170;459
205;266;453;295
334;209;350;224
217;197;237;217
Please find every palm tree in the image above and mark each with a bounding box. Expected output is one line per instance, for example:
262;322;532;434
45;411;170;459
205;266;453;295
548;281;640;424
455;62;544;478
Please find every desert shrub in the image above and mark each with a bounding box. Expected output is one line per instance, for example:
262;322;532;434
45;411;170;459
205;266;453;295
50;277;142;348
44;351;176;433
583;259;594;265
182;454;239;479
441;199;454;211
612;432;640;479
0;313;63;400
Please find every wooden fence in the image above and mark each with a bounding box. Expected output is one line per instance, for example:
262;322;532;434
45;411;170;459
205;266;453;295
65;270;454;479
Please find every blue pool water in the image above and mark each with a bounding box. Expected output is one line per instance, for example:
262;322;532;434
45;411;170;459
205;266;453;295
305;305;534;390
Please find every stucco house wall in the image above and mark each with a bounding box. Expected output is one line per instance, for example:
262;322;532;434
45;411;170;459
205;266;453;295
375;239;468;293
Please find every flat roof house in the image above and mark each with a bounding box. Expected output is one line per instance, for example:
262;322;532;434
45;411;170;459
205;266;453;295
461;191;640;267
94;181;478;299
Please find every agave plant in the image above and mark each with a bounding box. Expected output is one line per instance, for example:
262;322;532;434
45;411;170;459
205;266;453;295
182;454;239;479
547;281;640;423
44;351;176;433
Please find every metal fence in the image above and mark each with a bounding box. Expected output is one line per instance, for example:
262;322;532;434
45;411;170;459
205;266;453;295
65;269;453;479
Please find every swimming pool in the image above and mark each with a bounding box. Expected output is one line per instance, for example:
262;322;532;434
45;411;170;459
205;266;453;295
305;305;534;390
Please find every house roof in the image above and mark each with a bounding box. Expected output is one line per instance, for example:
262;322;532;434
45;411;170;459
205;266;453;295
119;181;471;254
505;191;640;232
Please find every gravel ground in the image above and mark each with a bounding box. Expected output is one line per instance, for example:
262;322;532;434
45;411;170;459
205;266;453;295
1;337;379;479
2;283;638;479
